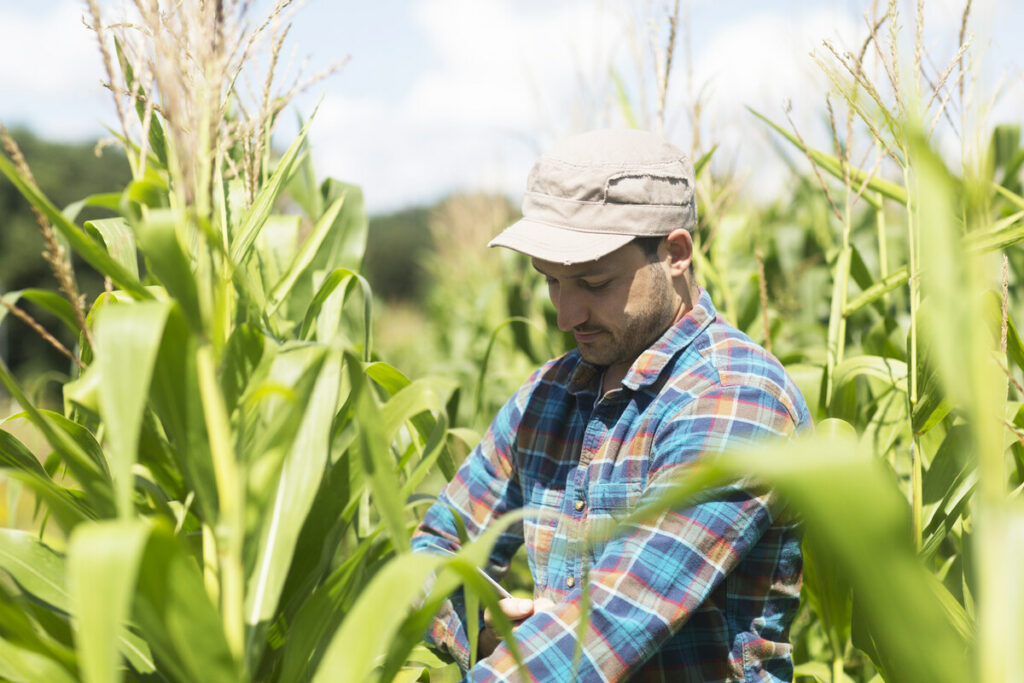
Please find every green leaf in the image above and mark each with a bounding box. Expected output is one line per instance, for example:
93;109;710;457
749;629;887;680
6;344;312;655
0;529;69;610
134;210;201;330
267;195;346;314
748;107;908;203
244;348;342;631
148;306;219;520
84;218;139;280
610;68;638;129
0;154;149;299
67;520;151;683
0;289;80;338
801;535;851;662
132;523;240;683
380;379;447;445
317;179;369;273
0;469;91;533
285;118;324;220
963;209;1024;253
694;145;717;178
62;192;123;224
277;531;380;682
793;661;831;682
474;317;547;423
624;436;972;683
844;266;910;316
95;300;172;517
299;268;373;355
0;359;114;516
113;36;168;167
0;635;77;683
0;426;49;478
348;355;410;553
230;111;318;264
831;355;908;406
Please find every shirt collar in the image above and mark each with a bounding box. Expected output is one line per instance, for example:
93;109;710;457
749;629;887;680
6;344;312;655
568;287;717;395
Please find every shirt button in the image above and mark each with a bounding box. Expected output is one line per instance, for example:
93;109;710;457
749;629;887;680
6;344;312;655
574;499;585;511
566;576;575;588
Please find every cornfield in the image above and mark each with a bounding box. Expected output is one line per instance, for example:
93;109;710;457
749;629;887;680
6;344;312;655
0;1;1022;682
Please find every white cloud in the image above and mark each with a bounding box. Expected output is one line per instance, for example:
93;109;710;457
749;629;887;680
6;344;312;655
0;2;111;138
309;0;628;212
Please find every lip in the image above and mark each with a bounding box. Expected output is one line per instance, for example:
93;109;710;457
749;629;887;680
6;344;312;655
573;329;604;343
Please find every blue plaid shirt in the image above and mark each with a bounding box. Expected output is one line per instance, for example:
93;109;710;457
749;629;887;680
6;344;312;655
413;290;811;681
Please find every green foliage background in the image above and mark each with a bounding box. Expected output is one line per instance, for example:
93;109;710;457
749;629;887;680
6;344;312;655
1;2;1023;683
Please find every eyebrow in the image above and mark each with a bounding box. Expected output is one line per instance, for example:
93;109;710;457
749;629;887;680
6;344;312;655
531;262;613;280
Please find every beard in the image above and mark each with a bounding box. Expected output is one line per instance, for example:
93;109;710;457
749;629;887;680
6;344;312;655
576;265;677;369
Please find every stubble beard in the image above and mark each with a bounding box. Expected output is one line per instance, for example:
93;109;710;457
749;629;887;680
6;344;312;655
576;267;677;369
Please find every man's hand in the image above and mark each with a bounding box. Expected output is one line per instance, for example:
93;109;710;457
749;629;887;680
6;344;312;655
478;597;556;658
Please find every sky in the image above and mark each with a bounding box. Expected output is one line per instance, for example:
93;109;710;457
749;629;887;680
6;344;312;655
1;0;1022;214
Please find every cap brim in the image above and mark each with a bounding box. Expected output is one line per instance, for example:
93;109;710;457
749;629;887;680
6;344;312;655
487;219;635;265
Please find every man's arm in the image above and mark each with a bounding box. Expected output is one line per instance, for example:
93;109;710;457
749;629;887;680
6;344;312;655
410;372;536;669
469;383;802;682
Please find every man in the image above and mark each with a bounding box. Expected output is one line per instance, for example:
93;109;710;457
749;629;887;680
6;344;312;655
412;129;811;681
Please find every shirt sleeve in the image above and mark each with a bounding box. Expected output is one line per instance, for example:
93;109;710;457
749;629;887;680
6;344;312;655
469;383;799;682
410;372;537;670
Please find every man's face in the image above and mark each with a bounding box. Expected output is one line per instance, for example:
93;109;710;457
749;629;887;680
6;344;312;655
532;242;681;380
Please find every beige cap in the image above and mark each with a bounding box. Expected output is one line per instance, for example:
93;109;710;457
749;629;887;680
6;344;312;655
489;128;697;264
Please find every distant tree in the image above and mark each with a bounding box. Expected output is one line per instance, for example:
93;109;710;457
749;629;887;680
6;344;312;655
0;128;130;388
363;205;433;301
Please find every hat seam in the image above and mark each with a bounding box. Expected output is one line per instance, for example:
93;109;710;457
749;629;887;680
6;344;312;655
510;216;648;237
539;157;687;170
524;191;691;209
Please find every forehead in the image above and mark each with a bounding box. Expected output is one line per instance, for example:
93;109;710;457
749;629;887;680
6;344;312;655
531;242;645;278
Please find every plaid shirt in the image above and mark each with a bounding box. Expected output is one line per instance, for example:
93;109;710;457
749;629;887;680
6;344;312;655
412;289;811;682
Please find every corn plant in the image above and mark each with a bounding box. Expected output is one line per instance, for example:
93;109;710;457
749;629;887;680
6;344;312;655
733;3;1024;681
0;2;527;682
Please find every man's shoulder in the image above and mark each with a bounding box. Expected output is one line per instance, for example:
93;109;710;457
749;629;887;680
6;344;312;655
663;318;809;427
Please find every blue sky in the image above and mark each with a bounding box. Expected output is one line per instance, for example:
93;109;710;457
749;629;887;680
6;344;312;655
2;1;1021;213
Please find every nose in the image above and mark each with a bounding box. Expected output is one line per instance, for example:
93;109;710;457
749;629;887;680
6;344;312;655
554;287;587;332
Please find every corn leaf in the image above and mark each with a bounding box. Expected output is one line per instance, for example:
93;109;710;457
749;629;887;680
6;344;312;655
348;355;409;553
0;529;69;610
267;194;346;314
963;209;1024;253
0;360;114;516
134;210;201;330
748;107;908;204
132;523;240;683
623;436;972;683
62;192;123;224
277;530;380;682
229;111;318;265
318;179;368;273
0;289;79;340
0;636;77;683
244;348;342;630
95;300;172;517
67;520;151;683
113;37;168;168
147;306;219;520
0;155;149;299
299;268;373;355
610;68;638;129
84;218;139;280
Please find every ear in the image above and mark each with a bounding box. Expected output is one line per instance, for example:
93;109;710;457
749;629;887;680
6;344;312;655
663;228;693;277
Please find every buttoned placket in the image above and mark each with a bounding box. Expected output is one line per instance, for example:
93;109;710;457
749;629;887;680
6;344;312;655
566;384;626;592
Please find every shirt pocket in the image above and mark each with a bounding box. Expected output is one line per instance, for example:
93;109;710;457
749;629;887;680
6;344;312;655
524;485;565;590
585;481;642;564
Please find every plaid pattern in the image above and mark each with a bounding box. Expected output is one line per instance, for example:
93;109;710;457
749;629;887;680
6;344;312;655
412;289;811;682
